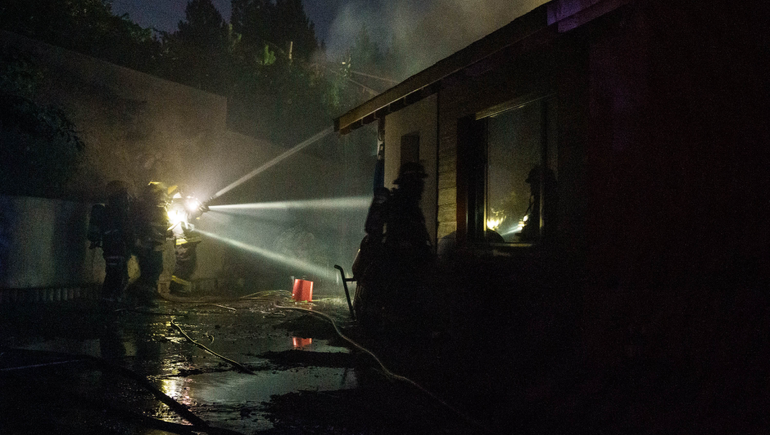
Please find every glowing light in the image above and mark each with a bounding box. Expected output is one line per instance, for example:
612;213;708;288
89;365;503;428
209;196;371;212
486;218;503;231
195;228;336;280
168;206;187;227
185;198;202;213
499;219;528;237
210;127;333;201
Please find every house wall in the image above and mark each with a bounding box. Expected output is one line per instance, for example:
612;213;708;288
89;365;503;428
582;1;770;369
428;0;769;371
437;41;585;249
383;95;438;246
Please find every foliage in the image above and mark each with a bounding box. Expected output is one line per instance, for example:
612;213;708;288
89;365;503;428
0;0;162;75
160;0;234;94
0;0;392;155
220;0;336;145
0;48;85;198
231;0;318;62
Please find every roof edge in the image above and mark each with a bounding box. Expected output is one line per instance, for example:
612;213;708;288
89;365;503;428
334;0;631;134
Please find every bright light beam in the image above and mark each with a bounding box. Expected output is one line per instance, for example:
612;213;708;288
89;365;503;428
209;196;371;212
210;127;333;201
196;228;336;280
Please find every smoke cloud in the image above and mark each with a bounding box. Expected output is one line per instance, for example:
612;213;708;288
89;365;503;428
324;0;549;79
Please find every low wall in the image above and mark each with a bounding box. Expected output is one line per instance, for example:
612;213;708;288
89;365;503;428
0;195;104;302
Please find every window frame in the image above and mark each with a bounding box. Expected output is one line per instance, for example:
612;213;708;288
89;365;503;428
458;94;557;249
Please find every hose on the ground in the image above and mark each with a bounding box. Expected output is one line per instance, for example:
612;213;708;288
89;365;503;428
170;319;256;375
157;289;290;304
273;303;500;435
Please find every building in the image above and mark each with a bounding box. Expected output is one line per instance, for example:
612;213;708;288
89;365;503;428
334;0;769;371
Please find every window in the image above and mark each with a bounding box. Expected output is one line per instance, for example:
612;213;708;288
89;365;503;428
483;97;557;244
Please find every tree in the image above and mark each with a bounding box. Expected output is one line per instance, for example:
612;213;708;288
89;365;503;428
0;0;162;75
226;0;328;145
230;0;318;62
162;0;235;95
231;0;273;46
0;47;85;198
271;0;318;61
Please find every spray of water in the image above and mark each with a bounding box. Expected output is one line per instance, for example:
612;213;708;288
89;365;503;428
209;196;371;212
195;228;336;280
210;127;334;201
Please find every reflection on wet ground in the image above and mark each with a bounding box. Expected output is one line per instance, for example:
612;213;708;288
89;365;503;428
0;287;722;434
0;294;376;434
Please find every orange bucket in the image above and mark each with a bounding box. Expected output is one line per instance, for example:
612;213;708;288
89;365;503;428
291;279;313;302
292;337;313;348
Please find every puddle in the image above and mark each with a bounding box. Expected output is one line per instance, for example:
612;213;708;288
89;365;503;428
1;298;364;433
162;366;357;403
156;359;357;431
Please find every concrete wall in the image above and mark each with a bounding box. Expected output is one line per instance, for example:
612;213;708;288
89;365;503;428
0;195;103;291
383;95;438;246
1;30;229;200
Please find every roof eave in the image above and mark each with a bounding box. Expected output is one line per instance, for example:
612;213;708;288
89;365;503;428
333;0;632;135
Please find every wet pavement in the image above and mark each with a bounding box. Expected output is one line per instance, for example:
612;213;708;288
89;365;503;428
1;284;756;434
0;291;501;434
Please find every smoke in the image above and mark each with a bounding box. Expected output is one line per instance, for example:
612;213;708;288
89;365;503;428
324;0;549;80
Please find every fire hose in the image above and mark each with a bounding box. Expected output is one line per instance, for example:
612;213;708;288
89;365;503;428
272;303;500;435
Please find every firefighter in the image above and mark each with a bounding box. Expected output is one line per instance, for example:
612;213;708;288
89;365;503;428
130;181;171;306
167;187;207;296
88;180;133;303
354;162;435;334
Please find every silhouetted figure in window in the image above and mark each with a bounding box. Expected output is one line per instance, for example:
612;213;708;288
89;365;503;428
519;165;557;242
354;162;435;334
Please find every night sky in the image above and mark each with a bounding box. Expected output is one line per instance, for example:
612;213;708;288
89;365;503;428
110;0;547;67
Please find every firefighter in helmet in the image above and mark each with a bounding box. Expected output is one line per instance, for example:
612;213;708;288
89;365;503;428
167;185;207;296
130;181;171;306
354;162;435;334
88;180;133;303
